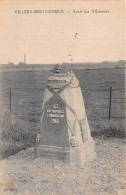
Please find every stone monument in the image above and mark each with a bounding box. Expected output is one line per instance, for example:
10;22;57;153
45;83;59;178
35;63;95;164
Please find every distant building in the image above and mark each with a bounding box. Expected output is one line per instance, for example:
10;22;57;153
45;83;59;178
18;62;26;66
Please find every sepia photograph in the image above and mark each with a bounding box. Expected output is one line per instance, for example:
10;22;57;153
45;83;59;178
0;0;125;194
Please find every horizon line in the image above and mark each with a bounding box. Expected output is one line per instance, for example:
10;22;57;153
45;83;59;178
0;60;125;66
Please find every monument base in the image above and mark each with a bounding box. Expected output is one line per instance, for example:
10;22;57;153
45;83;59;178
36;138;95;164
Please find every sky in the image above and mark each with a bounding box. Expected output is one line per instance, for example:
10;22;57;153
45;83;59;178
0;1;125;64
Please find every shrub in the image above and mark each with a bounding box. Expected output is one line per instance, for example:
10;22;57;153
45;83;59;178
0;109;39;158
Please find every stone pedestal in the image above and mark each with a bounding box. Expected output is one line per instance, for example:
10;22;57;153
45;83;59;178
36;66;95;164
37;138;95;164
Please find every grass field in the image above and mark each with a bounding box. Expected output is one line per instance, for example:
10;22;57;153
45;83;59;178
0;67;125;157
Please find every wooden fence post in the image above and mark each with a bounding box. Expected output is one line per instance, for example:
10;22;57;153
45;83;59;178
109;86;112;120
10;88;11;113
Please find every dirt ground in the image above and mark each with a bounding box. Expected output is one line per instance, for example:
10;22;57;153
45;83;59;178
0;137;126;195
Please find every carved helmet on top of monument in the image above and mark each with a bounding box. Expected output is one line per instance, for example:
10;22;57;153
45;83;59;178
48;63;79;88
52;63;72;74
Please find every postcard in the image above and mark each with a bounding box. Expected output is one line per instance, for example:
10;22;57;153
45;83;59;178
0;0;125;194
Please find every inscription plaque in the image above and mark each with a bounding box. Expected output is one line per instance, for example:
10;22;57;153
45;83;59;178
40;95;69;147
